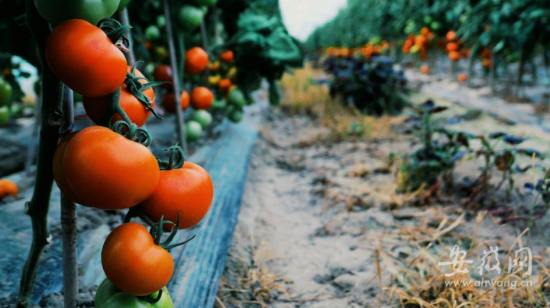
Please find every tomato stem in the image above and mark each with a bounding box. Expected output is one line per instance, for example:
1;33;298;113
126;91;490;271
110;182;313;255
17;0;65;306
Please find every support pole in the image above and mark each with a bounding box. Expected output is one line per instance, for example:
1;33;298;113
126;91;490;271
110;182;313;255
162;0;187;152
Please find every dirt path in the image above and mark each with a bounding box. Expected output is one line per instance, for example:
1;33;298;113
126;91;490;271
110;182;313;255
216;79;550;307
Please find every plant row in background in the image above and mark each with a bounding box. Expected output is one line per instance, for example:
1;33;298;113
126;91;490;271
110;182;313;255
306;0;550;92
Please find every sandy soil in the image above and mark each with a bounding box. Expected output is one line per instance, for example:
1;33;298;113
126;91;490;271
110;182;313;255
216;82;550;307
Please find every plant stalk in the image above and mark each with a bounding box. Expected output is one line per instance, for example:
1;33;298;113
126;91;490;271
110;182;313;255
162;0;187;152
17;0;64;306
60;85;78;308
118;8;136;65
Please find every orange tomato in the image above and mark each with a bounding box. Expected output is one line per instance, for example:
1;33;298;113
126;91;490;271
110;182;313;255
53;133;85;204
218;78;232;93
446;30;457;42
220;50;234;63
446;42;459;52
420;64;430;74
102;223;174;296
0;179;18;199
162;91;190;113
63;127;160;210
481;48;492;58
191;87;214;110
139;162;213;229
457;73;468;82
420;27;430;36
448;51;460;61
482;58;492;68
46;19;127;97
185;47;209;75
82;66;155;127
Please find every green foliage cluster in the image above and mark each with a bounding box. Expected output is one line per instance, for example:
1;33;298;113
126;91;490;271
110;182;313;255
305;0;550;65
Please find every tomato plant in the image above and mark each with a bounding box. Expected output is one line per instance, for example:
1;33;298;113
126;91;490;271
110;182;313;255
102;222;174;296
46;19;128;97
35;0;120;25
62;126;160;209
83;66;158;127
95;278;173;308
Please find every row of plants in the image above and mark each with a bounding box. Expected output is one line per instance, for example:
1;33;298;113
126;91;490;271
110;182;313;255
306;0;550;92
0;0;303;307
395;100;548;222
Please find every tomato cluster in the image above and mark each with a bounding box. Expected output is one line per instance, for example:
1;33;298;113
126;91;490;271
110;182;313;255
38;6;215;305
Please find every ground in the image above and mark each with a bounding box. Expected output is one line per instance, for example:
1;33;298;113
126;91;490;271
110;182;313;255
216;67;550;308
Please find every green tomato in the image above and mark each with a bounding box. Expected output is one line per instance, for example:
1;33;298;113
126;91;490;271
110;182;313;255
191;110;213;128
459;14;467;24
0;106;9;128
186;120;203;141
35;0;120;26
117;0;132;11
227;107;243;123
195;0;217;6
228;88;246;108
157;15;166;28
178;5;204;31
145;25;161;41
211;99;227;110
95;278;173;308
0;77;13;107
423;16;432;24
430;21;440;31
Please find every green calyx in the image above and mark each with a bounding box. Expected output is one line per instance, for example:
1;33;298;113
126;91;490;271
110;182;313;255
126;62;164;120
97;18;132;52
137;289;163;304
157;145;185;171
149;214;196;250
112;121;152;147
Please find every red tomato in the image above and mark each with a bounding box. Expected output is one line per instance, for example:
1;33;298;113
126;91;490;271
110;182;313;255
185;47;209;75
219;50;234;63
82;67;155;127
153;64;173;90
46;19;127;97
139;162;213;229
161;91;190;113
218;79;232;93
102;222;174;296
63;127;160;210
191;87;214;110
